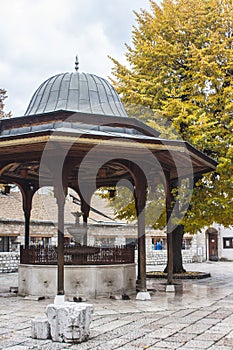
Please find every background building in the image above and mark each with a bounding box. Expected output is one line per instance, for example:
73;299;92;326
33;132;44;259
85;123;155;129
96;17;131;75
1;187;228;274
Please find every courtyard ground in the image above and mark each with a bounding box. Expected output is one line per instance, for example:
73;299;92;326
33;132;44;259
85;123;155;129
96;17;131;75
0;261;233;349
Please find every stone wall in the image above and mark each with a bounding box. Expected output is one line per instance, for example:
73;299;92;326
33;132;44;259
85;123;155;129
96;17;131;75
144;250;195;265
0;252;20;273
0;219;73;247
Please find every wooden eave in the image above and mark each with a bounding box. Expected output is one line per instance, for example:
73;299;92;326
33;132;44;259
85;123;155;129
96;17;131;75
0;127;217;185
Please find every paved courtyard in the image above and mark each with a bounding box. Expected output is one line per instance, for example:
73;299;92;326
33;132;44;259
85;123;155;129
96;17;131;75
0;261;233;349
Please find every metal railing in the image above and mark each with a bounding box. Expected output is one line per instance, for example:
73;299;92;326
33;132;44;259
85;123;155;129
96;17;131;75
20;245;135;265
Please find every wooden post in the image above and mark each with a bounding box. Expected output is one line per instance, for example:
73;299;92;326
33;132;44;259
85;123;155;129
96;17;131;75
137;210;146;291
24;212;30;248
74;188;92;246
134;174;147;292
57;198;65;295
50;153;70;299
165;172;174;285
54;180;67;296
21;184;36;248
80;195;91;246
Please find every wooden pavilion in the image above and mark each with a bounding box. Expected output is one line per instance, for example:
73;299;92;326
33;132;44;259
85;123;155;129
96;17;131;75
0;63;217;299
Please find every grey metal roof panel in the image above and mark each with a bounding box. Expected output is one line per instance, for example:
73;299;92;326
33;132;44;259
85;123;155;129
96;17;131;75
0;121;142;138
25;72;128;118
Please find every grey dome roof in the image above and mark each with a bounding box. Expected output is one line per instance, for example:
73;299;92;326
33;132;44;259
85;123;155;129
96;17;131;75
25;72;128;117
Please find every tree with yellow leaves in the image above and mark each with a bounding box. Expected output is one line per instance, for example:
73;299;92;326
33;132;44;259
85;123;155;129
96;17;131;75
110;0;233;272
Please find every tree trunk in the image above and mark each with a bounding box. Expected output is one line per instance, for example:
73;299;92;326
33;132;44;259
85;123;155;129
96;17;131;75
164;225;186;274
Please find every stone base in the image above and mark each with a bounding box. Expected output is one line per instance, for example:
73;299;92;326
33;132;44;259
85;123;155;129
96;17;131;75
54;294;65;305
25;295;45;301
19;263;136;298
166;284;176;292
31;317;50;340
46;302;94;343
136;291;151;300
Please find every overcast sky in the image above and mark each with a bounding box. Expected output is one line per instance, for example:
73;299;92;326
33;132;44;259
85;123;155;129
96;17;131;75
0;0;160;117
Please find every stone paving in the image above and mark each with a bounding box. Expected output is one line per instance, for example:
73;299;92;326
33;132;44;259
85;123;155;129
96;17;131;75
0;261;233;349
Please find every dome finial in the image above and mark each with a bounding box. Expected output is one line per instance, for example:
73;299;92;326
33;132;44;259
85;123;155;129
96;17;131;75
75;55;79;71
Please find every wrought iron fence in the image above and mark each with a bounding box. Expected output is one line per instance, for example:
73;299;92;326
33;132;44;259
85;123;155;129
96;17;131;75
20;245;135;265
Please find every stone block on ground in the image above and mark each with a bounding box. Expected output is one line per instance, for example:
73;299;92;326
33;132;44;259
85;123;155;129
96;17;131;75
166;284;176;292
136;291;151;300
46;302;94;343
31;317;50;339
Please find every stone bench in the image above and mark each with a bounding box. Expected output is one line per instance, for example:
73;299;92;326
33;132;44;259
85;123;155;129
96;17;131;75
31;302;94;343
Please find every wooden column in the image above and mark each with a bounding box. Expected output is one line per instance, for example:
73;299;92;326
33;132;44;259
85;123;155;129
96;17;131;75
57;197;65;295
80;193;91;246
24;207;31;248
74;188;92;246
54;182;67;296
165;172;174;285
134;174;147;292
21;183;37;248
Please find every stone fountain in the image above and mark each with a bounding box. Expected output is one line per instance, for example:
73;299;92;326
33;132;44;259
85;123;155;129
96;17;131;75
67;212;88;245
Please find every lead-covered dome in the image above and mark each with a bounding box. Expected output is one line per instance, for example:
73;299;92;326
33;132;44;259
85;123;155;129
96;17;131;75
25;72;128;117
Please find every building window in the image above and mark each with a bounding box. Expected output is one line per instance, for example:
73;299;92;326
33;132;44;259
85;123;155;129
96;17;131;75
30;237;51;247
126;238;138;249
152;238;166;250
0;236;10;252
223;237;233;249
95;238;115;247
182;239;192;250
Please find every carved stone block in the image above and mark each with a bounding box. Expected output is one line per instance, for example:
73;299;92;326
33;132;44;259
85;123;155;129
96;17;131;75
46;302;94;343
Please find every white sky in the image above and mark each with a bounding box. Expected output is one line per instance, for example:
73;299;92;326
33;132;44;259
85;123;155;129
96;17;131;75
0;0;160;117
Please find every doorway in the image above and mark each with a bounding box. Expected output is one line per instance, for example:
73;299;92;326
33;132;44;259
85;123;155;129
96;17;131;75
207;228;218;261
